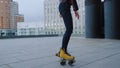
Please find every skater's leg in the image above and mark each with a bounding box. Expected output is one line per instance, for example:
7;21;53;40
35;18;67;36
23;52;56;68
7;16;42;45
59;3;73;52
62;20;73;52
58;3;74;60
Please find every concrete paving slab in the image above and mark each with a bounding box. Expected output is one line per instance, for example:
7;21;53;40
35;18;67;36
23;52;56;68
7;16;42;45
0;37;120;68
0;65;11;68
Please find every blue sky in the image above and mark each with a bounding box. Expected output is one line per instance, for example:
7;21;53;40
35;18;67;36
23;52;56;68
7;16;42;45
13;0;44;23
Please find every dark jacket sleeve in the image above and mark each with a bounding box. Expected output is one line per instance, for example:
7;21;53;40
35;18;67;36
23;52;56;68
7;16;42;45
71;0;79;11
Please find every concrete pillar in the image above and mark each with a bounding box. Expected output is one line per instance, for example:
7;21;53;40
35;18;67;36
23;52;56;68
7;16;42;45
104;0;120;39
85;0;104;38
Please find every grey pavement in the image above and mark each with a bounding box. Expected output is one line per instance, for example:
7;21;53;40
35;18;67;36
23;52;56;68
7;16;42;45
0;37;120;68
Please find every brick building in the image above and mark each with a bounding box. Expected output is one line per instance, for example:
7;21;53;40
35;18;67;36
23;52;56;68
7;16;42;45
0;0;24;36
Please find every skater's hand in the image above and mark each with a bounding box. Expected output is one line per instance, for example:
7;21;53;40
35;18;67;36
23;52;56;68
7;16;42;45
59;13;62;18
75;11;80;19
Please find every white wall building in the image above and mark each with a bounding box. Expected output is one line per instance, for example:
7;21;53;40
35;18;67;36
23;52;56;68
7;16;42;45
10;1;18;30
44;0;85;36
17;22;45;36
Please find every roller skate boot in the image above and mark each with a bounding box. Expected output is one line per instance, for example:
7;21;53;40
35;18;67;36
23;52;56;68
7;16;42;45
56;48;75;65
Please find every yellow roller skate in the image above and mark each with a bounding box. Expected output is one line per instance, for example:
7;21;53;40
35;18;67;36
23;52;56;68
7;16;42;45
56;48;75;65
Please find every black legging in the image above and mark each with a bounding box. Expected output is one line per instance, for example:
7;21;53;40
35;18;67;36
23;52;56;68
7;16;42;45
59;2;73;52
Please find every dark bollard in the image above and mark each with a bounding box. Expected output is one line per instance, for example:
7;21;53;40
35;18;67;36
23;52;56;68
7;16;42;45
85;0;104;38
104;0;120;39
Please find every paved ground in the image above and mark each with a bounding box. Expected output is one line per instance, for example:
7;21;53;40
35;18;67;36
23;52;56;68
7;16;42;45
0;37;120;68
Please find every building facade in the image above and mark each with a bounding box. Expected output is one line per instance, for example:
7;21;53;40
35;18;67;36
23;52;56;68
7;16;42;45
0;0;11;29
44;0;85;36
17;22;45;36
11;1;24;29
0;0;24;36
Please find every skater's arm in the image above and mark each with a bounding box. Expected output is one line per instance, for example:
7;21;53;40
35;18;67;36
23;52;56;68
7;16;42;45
71;0;79;19
71;0;79;11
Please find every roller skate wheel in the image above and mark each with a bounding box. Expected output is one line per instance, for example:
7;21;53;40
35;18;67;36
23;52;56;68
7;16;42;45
60;59;66;65
60;61;66;65
68;60;75;65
